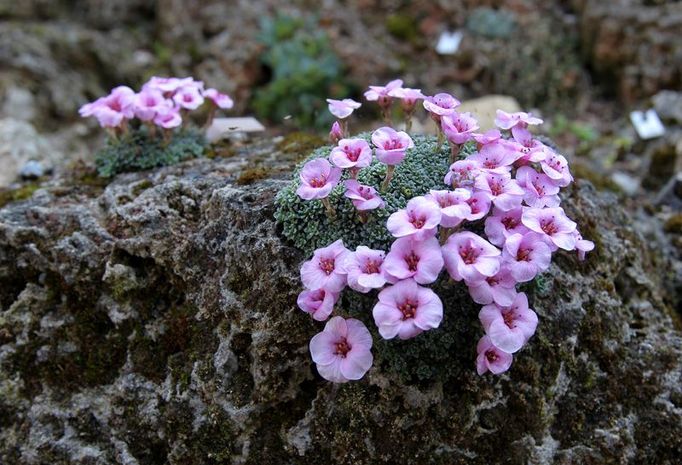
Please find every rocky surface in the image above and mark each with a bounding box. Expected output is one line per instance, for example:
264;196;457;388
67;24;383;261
1;138;681;464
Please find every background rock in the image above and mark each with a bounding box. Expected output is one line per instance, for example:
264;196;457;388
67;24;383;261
0;141;681;464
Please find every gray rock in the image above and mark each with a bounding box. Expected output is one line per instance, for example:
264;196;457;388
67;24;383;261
653;90;682;125
19;160;46;179
0;118;59;187
0;141;681;464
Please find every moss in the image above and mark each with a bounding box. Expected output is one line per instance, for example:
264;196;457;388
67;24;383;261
571;162;622;193
386;14;419;42
0;183;41;208
643;144;676;189
131;179;154;197
664;214;682;234
277;131;326;158
236;167;270;185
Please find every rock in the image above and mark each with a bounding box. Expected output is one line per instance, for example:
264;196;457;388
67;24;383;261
653;90;682;126
0;118;58;187
0;138;681;464
457;95;522;131
19;160;46;180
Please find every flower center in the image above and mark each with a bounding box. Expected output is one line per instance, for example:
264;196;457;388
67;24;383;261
540;218;558;235
485;349;498;362
335;339;351;357
490;179;503;196
183;94;193;102
319;258;335;275
516;247;531;262
309;176;327;188
345;147;361;162
364;259;381;274
503;311;516;328
384;139;403;150
486;275;499;286
109;100;122;112
358;187;373;200
398;299;418;320
501;216;519;230
459;245;479;265
405;252;420;272
409;214;426;229
534;180;545;196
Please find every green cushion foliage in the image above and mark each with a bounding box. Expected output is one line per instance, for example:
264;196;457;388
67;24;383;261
95;128;206;178
275;133;477;256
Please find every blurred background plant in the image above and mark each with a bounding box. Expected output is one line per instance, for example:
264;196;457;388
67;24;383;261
253;13;354;129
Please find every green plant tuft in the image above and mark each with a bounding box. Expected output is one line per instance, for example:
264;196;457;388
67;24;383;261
275;133;478;256
95;128;207;178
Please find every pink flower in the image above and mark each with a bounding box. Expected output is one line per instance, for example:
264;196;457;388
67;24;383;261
297;288;339;321
310;317;373;383
484;207;529;247
330;138;372;169
383;236;444;284
474;171;525;211
442;231;501;282
341;246;387;293
479;292;538;353
296;158;342;200
364;79;403;106
540;150;573;187
521;207;577;251
300;239;350;292
326;98;361;119
143;76;195;95
444;159;480;189
81;86;135;128
464;191;492;221
476;335;513;375
329;121;342;144
154;108;182;129
502;232;552;282
425;189;472;228
422;93;460;118
574;231;595;261
441;112;479;145
372;279;443;340
133;89;169;121
494;109;543;130
343;180;385;211
516;166;561;208
204;88;234;109
371;127;414;165
389;87;425;111
173;85;204;110
468;141;521;172
467;266;518;307
473;129;501;145
386;196;441;240
509;127;546;163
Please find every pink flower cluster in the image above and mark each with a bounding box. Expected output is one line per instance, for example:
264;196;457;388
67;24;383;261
79;76;233;133
297;83;594;383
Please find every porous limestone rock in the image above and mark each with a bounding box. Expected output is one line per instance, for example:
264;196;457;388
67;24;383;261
0;140;681;464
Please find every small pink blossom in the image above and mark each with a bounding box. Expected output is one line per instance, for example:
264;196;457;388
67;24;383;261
484;207;529;247
297;288;339;321
522;207;577;251
441;112;479;145
371;127;414;165
344;180;385;211
81;86;135;128
540;149;573;187
502;232;552;282
444;159;480;188
442;231;501;282
173;85;205;110
372;279;443;340
473;129;501;145
310;317;373;383
204;88;234;109
464;192;492;221
574;231;595;261
364;79;403;107
296;158;342;200
422;93;460;119
508;126;546;163
329;121;342;144
479;292;538;353
425;189;472;228
154;108;182;129
133;89;169;121
386;196;441;240
330;138;372;169
143;76;195;95
476;336;513;375
494;109;543;130
468;141;521;172
342;246;387;293
467;266;518;307
300;239;350;292
474;171;525;211
389;87;425;112
516;166;561;208
383;236;444;284
326;98;361;119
